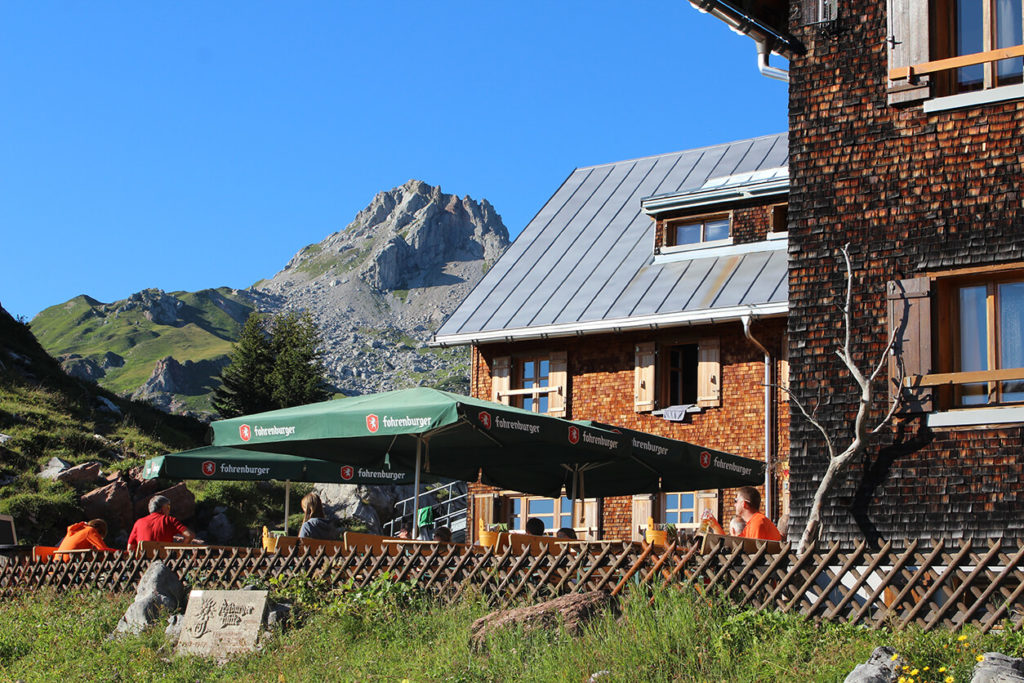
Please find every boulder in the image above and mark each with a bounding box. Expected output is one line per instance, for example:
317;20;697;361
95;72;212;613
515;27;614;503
38;456;72;480
971;653;1024;683
57;461;102;487
113;561;187;635
844;646;904;683
469;591;617;652
81;480;133;530
95;396;121;416
150;482;195;522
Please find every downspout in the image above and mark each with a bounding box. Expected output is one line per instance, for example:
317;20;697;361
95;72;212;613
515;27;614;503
757;40;790;83
742;314;775;518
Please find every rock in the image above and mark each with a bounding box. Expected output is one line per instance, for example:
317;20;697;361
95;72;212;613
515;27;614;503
38;456;73;479
265;601;291;630
57;461;102;487
0;434;12;445
165;614;184;646
972;653;1024;683
149;482;196;522
81;480;133;530
60;354;105;382
96;396;121;416
469;591;617;652
844;646;904;683
113;561;187;635
206;511;234;544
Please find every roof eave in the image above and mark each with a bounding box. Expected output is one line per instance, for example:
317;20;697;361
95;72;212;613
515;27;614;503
431;302;789;348
641;178;789;215
689;0;806;58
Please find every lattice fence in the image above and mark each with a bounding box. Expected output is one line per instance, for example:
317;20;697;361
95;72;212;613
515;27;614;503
3;538;1023;633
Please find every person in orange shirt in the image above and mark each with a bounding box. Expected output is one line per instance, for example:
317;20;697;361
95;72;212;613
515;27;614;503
700;486;783;542
56;519;115;555
733;486;783;542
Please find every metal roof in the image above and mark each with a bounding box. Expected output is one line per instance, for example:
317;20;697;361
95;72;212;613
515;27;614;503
434;133;789;346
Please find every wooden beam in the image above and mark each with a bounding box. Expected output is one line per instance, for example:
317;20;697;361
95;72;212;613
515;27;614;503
905;367;1024;388
889;44;1024;81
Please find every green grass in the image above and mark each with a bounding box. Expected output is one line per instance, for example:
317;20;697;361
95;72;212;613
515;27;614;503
29;288;257;411
1;585;1020;682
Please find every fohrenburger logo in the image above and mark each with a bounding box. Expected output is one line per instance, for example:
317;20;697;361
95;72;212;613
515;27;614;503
341;465;354;480
239;424;252;442
568;425;580;445
478;411;492;429
202;461;216;477
366;414;379;433
700;451;711;468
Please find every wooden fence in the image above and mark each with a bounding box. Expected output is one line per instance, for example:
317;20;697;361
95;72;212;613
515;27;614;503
2;538;1023;633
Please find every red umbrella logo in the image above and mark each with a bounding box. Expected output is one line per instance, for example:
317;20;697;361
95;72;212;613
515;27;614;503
700;451;712;469
202;461;216;477
366;414;379;433
568;426;580;444
239;425;251;442
478;411;492;429
341;465;354;480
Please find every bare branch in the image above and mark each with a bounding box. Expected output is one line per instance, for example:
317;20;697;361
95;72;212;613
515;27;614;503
774;382;836;461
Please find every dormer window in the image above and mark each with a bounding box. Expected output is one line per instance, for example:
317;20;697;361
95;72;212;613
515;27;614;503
664;214;731;251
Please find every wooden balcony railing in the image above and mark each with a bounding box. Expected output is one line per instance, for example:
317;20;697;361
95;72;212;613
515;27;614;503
904;367;1024;389
889;45;1024;83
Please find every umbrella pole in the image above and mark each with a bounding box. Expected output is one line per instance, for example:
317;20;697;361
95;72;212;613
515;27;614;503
570;469;580;527
412;440;423;539
284;480;291;534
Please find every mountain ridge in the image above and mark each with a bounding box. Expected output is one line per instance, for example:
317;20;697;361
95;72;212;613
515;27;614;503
31;180;509;416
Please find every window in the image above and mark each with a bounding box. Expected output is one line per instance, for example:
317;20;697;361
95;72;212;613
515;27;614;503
887;269;1024;413
491;352;567;416
664;215;730;248
934;0;1023;94
663;492;696;527
635;338;720;413
886;0;1024;104
508;495;595;536
950;277;1024;406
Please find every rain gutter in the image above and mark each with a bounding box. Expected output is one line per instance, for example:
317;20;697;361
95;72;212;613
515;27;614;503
741;314;775;520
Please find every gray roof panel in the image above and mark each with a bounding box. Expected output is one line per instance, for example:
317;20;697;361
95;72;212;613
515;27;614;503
435;133;789;341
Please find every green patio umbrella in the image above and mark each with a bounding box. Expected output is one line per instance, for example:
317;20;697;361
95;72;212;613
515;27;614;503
209;387;629;535
143;445;418;533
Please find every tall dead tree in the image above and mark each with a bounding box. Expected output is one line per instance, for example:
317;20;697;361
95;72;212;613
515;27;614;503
787;245;904;554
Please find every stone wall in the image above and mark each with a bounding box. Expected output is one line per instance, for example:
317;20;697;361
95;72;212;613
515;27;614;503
786;0;1024;545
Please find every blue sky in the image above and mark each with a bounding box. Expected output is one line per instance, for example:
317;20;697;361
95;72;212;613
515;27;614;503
1;2;788;322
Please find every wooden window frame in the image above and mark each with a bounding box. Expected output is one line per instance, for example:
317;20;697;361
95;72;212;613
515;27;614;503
930;0;1024;95
931;268;1024;408
492;351;568;417
505;493;598;537
634;338;721;412
661;212;731;251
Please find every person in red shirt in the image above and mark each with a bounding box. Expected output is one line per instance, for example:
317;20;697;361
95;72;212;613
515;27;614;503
734;486;783;542
56;519;115;555
127;495;195;551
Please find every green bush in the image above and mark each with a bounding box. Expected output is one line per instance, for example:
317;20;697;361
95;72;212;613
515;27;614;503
0;489;79;544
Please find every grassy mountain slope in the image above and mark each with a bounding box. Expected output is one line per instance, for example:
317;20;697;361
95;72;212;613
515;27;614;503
0;301;207;543
31;288;258;413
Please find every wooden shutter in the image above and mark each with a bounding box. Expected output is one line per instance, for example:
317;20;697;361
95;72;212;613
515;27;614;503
630;494;654;542
697;337;721;408
491;356;511;405
548;350;568;417
634;342;656;412
582;499;599;541
887;0;931;105
472;493;497;543
887;277;933;412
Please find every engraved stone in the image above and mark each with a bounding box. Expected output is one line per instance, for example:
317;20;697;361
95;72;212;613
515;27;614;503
176;590;267;658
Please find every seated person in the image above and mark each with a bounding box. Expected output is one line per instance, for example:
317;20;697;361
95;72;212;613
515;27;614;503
524;517;546;536
729;516;745;536
555;527;577;540
395;523;412;540
700;487;782;543
56;519;115;554
433;526;453;543
128;495;196;551
298;492;334;540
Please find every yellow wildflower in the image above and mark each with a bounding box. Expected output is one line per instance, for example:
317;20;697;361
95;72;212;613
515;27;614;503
938;666;947;672
911;669;919;675
923;667;930;671
958;634;968;641
945;677;954;683
977;654;985;662
891;653;900;661
898;677;906;683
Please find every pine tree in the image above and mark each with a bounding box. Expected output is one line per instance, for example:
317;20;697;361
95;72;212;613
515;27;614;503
211;313;276;418
268;311;331;408
212;311;331;418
